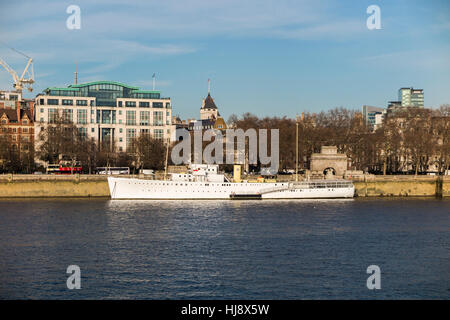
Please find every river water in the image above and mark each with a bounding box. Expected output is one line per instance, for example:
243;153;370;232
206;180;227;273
0;198;448;299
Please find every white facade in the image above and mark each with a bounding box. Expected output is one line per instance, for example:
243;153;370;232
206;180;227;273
34;81;172;152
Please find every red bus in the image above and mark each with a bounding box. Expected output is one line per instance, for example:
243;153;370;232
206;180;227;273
46;163;82;174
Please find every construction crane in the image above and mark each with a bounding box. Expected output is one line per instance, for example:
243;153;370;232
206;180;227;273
0;44;34;95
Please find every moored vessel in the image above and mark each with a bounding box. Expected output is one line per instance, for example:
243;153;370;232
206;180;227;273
108;164;354;200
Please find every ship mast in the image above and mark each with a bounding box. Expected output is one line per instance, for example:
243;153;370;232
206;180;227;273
296;113;299;182
164;137;170;180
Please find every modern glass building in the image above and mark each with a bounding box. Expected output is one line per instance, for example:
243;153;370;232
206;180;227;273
398;87;424;107
35;81;172;152
362;105;384;130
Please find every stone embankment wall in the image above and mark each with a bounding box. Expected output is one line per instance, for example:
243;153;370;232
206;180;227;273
0;174;448;198
352;176;449;197
0;174;110;198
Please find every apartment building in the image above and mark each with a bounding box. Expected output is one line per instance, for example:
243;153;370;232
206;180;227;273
34;81;172;152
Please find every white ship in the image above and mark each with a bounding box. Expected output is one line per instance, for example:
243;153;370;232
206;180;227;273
108;164;354;200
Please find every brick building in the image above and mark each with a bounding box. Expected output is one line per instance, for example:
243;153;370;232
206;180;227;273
0;95;35;168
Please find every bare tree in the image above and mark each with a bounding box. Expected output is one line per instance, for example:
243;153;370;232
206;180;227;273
130;133;166;170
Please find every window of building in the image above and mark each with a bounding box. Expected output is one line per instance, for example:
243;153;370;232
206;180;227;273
140;111;150;126
126;129;136;150
139;102;150;108
76;100;88;106
91;128;95;133
48;108;58;123
40;99;44;105
153;129;163;139
126;101;136;108
78;127;87;139
40;108;44;113
118;101;122;107
102;110;112;124
48;99;59;105
153;111;163;126
62;99;74;106
23;128;28;133
153;102;163;108
77;109;87;124
63;109;73;123
126;110;136;125
166;102;171;109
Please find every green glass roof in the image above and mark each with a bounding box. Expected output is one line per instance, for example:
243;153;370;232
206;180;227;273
46;87;80;91
44;81;160;93
133;90;161;94
69;81;139;90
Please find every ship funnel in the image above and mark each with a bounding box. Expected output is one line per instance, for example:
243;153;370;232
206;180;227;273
233;165;242;183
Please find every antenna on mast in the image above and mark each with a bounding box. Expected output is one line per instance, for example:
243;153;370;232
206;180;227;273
74;61;78;84
152;73;156;91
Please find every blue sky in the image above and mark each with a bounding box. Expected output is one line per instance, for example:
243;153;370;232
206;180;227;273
0;0;449;120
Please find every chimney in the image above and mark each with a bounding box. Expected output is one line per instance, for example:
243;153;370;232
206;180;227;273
16;100;21;124
29;100;34;121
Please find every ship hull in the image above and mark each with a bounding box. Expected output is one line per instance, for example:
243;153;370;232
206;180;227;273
108;177;355;199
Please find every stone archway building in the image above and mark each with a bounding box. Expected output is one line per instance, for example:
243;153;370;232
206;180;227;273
310;146;348;177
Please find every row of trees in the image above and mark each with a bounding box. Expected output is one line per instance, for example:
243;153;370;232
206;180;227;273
0;134;34;173
0;106;448;174
228;105;449;175
0;116;166;173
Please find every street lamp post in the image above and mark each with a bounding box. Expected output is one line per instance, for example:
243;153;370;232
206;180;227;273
296;113;299;182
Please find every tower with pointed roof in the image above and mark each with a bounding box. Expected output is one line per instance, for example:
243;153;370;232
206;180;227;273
200;93;219;120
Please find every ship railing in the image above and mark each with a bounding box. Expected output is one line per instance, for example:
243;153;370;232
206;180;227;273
291;181;354;189
258;184;291;195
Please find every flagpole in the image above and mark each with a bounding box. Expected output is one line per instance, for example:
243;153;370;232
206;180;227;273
152;73;156;91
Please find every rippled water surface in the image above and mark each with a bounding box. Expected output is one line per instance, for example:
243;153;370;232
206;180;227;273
0;198;449;299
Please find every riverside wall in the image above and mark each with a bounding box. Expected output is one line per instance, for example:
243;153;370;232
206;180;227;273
352;176;449;198
0;174;449;198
